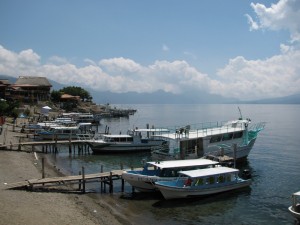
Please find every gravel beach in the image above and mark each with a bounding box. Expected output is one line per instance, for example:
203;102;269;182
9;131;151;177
0;122;126;225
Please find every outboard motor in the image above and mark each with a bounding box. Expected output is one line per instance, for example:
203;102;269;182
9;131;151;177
241;169;251;179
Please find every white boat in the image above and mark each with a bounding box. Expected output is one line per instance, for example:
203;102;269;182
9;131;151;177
151;116;266;161
84;128;170;153
62;112;100;124
37;122;92;140
155;166;251;200
288;191;300;221
122;158;220;192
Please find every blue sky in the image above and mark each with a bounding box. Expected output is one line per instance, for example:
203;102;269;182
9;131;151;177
0;0;299;100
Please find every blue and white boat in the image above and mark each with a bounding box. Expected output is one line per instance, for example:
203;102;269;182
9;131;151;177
122;158;219;192
155;166;251;200
151;116;266;161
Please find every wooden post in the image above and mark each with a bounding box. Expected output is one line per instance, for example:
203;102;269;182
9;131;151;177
109;171;113;193
100;165;103;192
233;144;237;168
121;163;124;192
18;137;21;151
82;167;86;193
68;138;72;154
42;157;45;179
131;166;135;193
54;136;58;153
78;171;82;191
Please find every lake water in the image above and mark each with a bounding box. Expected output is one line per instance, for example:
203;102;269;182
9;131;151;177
46;104;300;224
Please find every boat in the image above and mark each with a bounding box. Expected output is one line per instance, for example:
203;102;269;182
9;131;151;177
288;191;300;221
84;128;170;154
122;158;220;192
62;112;101;124
36;122;92;140
155;166;251;200
151;114;266;161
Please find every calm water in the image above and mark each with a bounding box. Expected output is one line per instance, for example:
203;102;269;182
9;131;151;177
47;104;300;224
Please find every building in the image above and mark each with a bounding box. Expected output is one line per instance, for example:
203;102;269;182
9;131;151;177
11;76;52;103
0;79;11;100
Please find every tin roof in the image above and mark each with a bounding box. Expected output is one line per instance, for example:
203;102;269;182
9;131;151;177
14;76;52;87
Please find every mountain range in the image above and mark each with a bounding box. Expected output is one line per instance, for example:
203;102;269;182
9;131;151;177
1;74;299;104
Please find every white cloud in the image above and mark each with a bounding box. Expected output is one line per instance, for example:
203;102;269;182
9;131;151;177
48;56;69;65
162;44;169;52
246;0;300;42
0;44;300;101
215;48;300;100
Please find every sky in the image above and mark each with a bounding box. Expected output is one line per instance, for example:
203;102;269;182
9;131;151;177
0;0;300;101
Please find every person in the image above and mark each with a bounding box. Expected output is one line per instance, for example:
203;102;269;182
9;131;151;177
184;178;192;187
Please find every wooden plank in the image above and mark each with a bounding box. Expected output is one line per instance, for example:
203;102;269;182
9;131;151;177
5;170;125;191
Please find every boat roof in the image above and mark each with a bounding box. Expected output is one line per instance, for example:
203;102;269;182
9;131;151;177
49;126;80;130
179;167;239;178
134;128;169;133
153;119;249;140
147;158;219;169
155;126;245;140
103;134;132;138
293;191;300;196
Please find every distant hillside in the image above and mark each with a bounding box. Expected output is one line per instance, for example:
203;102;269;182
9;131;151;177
89;89;237;104
0;75;17;83
1;74;300;104
244;93;300;104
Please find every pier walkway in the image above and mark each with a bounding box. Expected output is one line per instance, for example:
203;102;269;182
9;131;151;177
5;169;125;194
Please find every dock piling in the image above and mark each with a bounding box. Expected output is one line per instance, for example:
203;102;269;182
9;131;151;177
82;167;86;193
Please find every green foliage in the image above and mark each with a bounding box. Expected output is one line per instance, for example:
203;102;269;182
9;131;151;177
51;90;62;102
0;100;20;117
0;100;9;115
60;86;92;102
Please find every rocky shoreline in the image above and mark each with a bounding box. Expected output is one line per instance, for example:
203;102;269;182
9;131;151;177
0;121;129;225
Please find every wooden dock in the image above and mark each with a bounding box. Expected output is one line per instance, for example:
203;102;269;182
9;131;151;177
0;138;92;155
5;169;125;194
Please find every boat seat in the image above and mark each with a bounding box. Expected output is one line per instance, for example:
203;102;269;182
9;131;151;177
295;204;300;212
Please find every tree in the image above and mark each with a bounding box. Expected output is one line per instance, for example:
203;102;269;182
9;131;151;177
60;86;92;102
0;99;20;117
50;90;62;102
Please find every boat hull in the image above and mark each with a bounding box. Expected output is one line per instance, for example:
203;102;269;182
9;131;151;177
156;180;251;200
288;206;300;221
88;140;167;154
152;138;256;161
38;134;79;140
122;172;175;192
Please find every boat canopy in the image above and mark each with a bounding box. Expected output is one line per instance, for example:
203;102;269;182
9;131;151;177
179;167;239;178
153;125;245;140
103;134;132;138
134;128;169;133
293;191;300;196
146;159;219;169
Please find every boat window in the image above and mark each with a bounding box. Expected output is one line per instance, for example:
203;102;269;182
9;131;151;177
206;176;215;184
233;131;243;139
226;174;232;182
194;178;203;186
222;133;233;141
217;175;225;183
210;135;222;143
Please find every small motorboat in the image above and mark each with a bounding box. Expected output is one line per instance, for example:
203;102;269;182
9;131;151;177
155;166;251;200
288;191;300;221
122;158;219;192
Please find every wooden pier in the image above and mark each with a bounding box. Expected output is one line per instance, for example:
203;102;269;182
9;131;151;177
0;138;92;155
5;167;125;194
